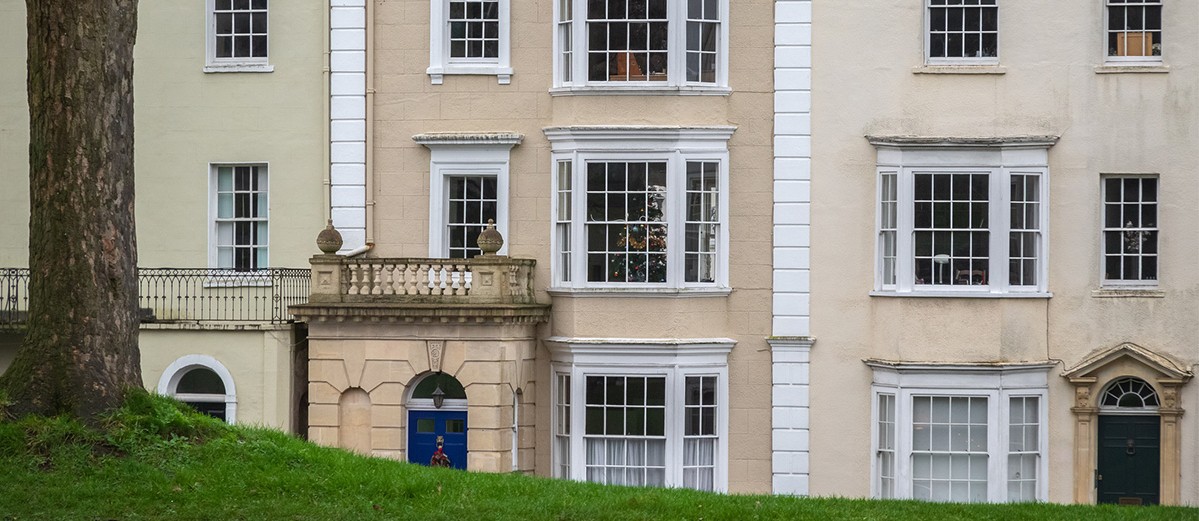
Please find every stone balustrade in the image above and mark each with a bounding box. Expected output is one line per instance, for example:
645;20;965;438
307;255;537;305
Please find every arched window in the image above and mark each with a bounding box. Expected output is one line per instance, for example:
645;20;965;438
407;372;468;410
158;355;238;423
1100;377;1159;409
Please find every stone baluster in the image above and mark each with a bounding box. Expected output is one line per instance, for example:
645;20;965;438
371;263;384;295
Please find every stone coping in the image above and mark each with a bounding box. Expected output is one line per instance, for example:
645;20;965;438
290;302;550;324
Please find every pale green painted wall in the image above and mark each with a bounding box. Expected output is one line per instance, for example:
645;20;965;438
0;2;327;268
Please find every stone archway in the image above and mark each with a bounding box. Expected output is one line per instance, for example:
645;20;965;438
1062;343;1192;505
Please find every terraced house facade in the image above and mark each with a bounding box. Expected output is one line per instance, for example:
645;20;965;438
295;0;812;495
1;0;1195;507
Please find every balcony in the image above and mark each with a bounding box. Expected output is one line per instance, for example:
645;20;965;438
0;267;310;330
291;255;548;324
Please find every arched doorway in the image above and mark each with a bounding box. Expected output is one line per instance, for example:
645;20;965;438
1096;377;1160;505
407;372;468;469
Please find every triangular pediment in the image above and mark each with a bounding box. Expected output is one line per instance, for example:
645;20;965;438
1062;342;1192;380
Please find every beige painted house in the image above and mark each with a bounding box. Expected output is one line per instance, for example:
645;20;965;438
0;1;326;432
298;0;813;495
810;0;1196;506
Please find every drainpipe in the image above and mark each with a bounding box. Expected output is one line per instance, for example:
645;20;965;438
321;0;331;223
512;388;521;472
364;0;377;248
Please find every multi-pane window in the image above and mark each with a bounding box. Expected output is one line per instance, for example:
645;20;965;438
686;0;719;83
214;166;268;271
879;172;898;286
550;341;731;491
1007;397;1040;502
548;127;731;290
683;376;717;490
559;0;574;82
555;373;572;479
685;162;719;283
1103;177;1158;284
911;396;989;502
871;366;1048;503
927;0;998;61
556;161;574;284
586;162;669;283
587;0;670;82
446;176;498;259
213;0;268;60
1009;174;1040;287
449;1;500;59
872;142;1051;294
912;173;990;286
556;0;726;87
1107;0;1162;60
876;394;897;499
583;376;668;486
428;0;511;84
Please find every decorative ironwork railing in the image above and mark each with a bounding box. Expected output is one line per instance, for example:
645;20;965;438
0;267;310;328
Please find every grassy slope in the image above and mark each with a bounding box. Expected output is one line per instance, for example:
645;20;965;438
0;394;1194;521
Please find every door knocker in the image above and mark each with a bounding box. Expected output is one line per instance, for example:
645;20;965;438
1125;438;1136;456
430;435;452;467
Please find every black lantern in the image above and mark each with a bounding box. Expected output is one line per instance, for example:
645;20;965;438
431;384;446;409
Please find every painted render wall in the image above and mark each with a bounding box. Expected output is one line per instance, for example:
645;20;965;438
367;0;777;493
0;2;326;269
0;326;299;431
810;1;1198;503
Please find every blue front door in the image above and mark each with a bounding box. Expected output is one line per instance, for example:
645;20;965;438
408;410;467;470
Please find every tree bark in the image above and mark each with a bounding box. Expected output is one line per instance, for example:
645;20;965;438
0;0;140;422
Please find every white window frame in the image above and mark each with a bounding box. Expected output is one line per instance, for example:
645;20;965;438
415;133;521;257
428;0;513;84
545;126;733;293
208;163;270;275
547;337;733;492
1100;174;1159;288
869;138;1054;297
551;0;730;93
204;0;274;73
1103;0;1163;65
157;354;238;424
868;362;1051;503
924;0;1000;66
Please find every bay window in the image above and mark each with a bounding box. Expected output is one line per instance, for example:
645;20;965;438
870;137;1055;296
869;361;1051;503
553;0;728;90
546;126;732;291
549;338;732;492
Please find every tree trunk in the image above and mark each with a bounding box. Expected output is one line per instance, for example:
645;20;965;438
0;0;140;422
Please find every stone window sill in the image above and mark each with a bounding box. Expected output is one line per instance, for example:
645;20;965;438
1094;64;1169;74
1091;288;1164;298
912;65;1006;75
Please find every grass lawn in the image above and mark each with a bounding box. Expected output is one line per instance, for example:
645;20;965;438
0;392;1194;520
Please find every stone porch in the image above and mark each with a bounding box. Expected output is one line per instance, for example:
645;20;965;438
291;226;549;472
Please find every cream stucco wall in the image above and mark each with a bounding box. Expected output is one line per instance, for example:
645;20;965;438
811;1;1198;504
369;0;777;493
0;2;326;269
0;326;301;431
139;325;301;431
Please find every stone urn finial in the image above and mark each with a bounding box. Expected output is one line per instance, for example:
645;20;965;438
476;219;503;256
316;220;343;254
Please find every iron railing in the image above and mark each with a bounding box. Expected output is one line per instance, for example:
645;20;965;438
0;267;310;328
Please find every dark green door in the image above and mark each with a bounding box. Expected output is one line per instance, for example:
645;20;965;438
1097;415;1160;505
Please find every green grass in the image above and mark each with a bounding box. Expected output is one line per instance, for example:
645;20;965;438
0;392;1193;520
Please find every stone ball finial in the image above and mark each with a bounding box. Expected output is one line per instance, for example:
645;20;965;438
316;220;344;254
476;219;503;256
